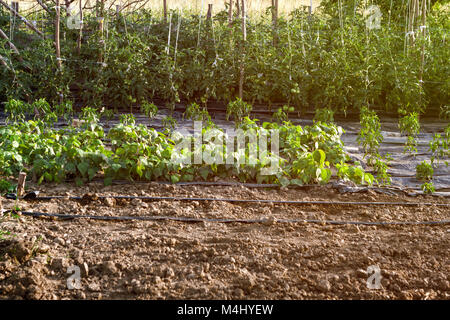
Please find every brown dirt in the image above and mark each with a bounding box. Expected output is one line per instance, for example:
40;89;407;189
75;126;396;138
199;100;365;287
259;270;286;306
0;182;449;300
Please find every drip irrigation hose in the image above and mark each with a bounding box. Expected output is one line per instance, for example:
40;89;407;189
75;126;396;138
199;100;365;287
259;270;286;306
10;194;450;207
4;210;450;226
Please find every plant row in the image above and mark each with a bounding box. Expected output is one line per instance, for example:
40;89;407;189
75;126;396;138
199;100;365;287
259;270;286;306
0;2;448;117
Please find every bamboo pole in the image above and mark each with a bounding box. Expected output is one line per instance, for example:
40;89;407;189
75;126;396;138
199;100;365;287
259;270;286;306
36;0;51;14
0;26;28;67
55;0;63;105
419;0;426;83
241;0;246;41
65;0;72;16
228;0;233;28
55;0;62;70
272;0;278;47
163;0;167;23
0;0;45;38
207;3;213;20
239;0;246;100
0;27;20;55
0;53;11;69
77;0;83;54
100;0;105;17
98;17;104;63
228;0;233;49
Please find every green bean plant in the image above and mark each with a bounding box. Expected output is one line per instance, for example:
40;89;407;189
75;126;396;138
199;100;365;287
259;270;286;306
399;112;421;154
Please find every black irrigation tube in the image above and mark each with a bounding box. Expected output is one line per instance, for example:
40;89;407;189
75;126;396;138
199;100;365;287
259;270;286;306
53;180;450;198
20;195;450;207
5;210;450;226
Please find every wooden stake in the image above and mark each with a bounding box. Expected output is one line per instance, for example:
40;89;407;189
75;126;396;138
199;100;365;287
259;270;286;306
0;27;20;55
0;26;28;68
239;0;246;100
0;53;11;70
36;0;51;14
228;0;233;48
272;0;278;47
77;0;83;54
419;0;426;84
163;0;167;23
55;0;62;70
228;0;233;28
207;3;213;20
98;16;104;63
65;0;71;16
241;0;246;41
17;172;26;198
0;0;45;38
100;0;105;17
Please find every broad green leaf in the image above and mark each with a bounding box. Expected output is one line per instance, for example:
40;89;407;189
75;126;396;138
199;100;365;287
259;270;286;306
170;174;180;184
77;162;89;176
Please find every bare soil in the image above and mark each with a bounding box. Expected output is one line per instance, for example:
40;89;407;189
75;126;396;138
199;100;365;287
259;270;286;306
0;182;449;300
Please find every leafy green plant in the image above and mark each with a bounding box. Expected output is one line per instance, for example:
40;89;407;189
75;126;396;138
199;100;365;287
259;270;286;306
291;149;332;185
416;161;434;181
314;108;335;124
183;102;211;122
162;116;178;131
80;107;100;125
358;107;383;159
429;124;449;167
440;105;449;120
357;107;392;185
141;102;158;120
120;114;136;126
372;154;392;186
100;108;115;122
273;105;294;123
0;179;15;195
55;101;74;121
0;105;388;189
399;112;420;154
226;98;252;124
4;99;29;123
0;230;13;240
336;161;374;186
3;98;72;125
421;182;435;194
0;5;447;118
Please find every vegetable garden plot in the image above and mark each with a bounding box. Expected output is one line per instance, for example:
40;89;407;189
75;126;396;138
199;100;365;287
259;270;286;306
0;0;449;302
